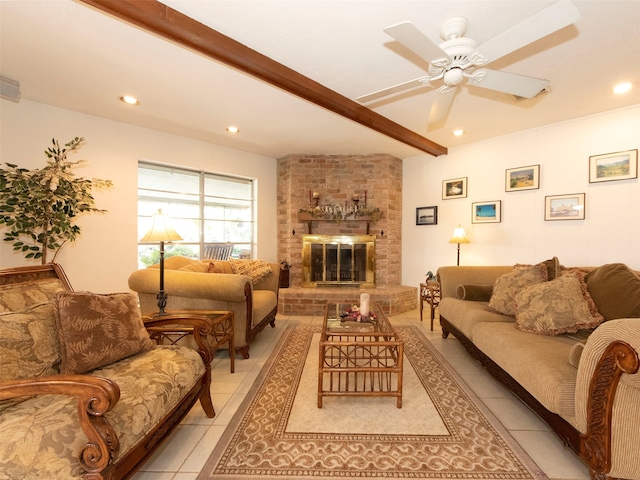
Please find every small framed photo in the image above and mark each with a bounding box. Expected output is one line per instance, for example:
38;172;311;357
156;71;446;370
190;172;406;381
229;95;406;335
472;201;501;224
416;206;438;225
442;177;467;200
589;149;638;183
506;164;540;192
545;193;585;221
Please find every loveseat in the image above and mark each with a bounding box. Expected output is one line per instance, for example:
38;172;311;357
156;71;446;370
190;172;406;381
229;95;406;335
128;256;280;359
0;264;216;480
437;261;640;480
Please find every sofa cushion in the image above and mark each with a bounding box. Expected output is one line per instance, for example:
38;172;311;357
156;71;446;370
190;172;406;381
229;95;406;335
488;263;548;317
515;273;604;335
0;279;67;313
229;258;273;285
585;263;640;321
472;322;578;422
439;298;513;340
0;345;205;479
54;292;154;374
0;302;61;412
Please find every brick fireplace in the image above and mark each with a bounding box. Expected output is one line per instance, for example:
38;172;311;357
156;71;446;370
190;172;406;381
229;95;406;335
277;153;417;315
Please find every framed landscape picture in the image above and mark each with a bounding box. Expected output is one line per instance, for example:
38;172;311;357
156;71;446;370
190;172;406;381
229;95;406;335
442;177;467;200
416;206;437;225
472;201;501;224
589;149;638;183
506;164;540;191
545;193;585;221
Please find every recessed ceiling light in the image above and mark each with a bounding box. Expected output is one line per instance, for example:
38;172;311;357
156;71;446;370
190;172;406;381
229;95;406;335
453;129;465;137
120;95;139;105
613;82;632;94
226;126;240;133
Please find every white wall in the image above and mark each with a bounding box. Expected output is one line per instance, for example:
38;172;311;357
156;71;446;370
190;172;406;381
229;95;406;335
402;104;640;288
0;100;278;292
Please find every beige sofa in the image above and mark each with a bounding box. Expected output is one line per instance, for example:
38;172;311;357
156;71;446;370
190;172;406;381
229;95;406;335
0;264;215;480
437;261;640;480
128;256;280;359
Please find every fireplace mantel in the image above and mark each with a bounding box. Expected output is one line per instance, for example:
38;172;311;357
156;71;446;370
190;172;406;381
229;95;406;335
298;212;375;234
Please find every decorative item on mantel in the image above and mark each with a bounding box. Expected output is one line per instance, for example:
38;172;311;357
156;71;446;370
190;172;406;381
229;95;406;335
298;189;384;233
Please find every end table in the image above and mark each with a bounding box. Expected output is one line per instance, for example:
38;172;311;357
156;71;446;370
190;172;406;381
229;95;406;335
419;281;441;331
145;309;235;373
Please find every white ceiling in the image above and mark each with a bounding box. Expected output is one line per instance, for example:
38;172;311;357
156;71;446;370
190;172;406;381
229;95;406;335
1;0;639;159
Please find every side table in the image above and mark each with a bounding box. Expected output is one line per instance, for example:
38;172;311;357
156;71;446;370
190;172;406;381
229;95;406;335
145;309;235;373
419;281;441;331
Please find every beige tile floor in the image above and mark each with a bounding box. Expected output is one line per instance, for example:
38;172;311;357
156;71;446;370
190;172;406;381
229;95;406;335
131;309;591;480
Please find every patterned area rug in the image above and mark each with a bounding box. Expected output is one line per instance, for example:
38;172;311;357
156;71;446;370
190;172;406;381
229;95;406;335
198;325;547;479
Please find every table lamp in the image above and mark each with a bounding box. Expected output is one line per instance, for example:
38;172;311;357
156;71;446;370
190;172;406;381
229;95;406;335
449;225;470;266
140;209;182;316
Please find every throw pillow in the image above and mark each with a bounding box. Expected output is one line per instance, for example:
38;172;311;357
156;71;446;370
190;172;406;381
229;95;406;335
0;302;60;412
207;262;223;273
585;263;640;321
543;256;561;280
228;258;273;285
515;272;604;335
54;291;154;374
178;261;209;273
488;263;548;317
456;284;493;302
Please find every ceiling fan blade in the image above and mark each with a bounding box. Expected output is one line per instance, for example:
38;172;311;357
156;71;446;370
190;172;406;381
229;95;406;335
472;69;549;98
428;88;456;124
475;0;581;64
384;21;450;64
357;77;431;103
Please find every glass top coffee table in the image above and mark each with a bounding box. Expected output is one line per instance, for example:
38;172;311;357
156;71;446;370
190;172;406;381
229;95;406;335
318;302;404;408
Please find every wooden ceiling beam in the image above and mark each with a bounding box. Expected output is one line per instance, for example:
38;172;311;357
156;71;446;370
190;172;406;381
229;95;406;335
78;0;447;157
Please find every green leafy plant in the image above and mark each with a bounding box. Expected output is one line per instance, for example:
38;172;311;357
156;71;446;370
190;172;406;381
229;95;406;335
0;137;113;264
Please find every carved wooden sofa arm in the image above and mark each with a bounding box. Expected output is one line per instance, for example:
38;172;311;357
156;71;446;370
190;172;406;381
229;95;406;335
142;313;216;417
575;319;640;480
0;375;121;477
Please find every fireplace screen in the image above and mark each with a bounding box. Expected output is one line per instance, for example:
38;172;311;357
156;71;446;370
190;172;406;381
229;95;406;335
302;235;375;287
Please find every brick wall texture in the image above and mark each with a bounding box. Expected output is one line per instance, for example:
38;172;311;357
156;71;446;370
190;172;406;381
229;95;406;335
277;153;402;287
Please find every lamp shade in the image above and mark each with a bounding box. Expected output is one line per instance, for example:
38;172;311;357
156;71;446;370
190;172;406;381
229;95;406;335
140;209;183;242
449;226;470;244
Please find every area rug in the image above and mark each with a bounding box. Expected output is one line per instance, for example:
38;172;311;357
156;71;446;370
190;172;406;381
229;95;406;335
198;325;547;479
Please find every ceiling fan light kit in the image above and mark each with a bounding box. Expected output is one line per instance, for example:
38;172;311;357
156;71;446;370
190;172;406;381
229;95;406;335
358;0;582;126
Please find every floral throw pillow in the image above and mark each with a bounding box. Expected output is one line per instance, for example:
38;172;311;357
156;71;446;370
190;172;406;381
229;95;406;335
54;291;154;374
0;302;60;412
515;272;604;335
487;263;548;317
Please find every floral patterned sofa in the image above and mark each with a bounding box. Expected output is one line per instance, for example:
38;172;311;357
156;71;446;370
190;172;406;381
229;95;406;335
0;264;215;480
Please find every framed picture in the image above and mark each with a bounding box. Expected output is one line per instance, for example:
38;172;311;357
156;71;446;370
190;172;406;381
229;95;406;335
589;149;638;183
472;201;501;224
442;177;467;200
545;193;585;221
506;164;540;191
416;206;437;225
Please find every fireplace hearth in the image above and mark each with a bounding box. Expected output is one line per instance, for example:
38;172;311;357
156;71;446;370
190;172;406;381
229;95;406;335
302;235;375;288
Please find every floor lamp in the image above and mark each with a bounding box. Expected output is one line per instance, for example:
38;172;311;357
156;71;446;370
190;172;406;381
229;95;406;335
449;225;470;266
140;209;183;316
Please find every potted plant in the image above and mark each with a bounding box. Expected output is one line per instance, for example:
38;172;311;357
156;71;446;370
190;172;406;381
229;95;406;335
0;137;113;264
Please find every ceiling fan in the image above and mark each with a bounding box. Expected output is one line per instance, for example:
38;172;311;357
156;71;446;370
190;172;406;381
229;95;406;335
357;0;582;124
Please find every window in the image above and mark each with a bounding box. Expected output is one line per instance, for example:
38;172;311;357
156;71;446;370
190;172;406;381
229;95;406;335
137;162;254;267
